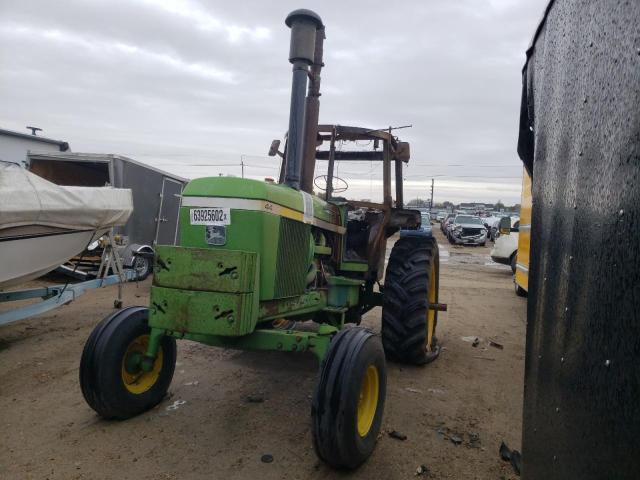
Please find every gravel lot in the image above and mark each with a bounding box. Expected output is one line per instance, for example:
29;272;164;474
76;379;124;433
0;228;526;479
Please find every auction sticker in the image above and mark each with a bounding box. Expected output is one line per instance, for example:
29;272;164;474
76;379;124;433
190;208;230;225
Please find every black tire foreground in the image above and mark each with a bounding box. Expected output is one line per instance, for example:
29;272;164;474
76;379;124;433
312;327;387;469
382;236;440;365
80;306;176;419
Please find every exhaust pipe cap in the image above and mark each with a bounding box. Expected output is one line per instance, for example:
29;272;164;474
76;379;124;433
285;9;323;29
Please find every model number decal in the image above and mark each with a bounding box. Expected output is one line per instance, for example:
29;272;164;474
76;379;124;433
190;208;230;226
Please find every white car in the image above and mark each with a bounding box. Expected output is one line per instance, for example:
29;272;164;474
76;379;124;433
490;217;520;272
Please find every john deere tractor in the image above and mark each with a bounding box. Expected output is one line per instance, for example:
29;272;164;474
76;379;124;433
80;9;443;469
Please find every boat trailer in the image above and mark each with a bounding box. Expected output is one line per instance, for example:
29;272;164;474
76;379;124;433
0;231;135;326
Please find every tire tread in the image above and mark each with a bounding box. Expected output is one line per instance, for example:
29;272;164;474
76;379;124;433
382;236;440;365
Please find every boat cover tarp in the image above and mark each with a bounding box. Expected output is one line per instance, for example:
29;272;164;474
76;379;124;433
0;162;133;230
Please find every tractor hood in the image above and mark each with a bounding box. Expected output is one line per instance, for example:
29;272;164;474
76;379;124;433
182;177;342;231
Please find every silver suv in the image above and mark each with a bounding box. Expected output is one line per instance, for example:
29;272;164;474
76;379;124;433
448;215;487;246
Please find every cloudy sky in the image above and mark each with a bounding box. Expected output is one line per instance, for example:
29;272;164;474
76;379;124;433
0;0;546;204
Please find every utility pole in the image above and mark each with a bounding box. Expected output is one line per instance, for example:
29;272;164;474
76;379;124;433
240;155;245;178
430;178;434;214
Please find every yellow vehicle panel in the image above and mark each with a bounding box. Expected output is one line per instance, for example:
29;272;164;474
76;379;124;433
515;168;531;291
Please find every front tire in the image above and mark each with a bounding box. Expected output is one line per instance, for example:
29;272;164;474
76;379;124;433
312;327;387;469
80;307;176;419
382;236;440;364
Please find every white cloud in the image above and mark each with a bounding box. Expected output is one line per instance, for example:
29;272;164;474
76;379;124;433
0;0;547;204
0;24;237;84
138;0;271;42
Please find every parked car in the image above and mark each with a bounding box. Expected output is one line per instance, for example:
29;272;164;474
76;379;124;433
436;211;447;222
490;217;521;272
488;219;499;241
484;215;504;241
441;213;455;234
448;215;487;246
418;212;433;236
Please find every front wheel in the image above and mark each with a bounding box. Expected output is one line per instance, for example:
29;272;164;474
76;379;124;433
80;307;176;419
312;327;387;469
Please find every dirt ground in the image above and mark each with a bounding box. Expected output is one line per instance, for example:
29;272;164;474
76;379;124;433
0;228;526;480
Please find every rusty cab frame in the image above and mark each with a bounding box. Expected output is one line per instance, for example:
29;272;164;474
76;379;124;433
274;124;421;284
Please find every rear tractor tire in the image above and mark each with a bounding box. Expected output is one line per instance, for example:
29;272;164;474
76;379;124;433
382;236;441;365
312;327;387;469
80;306;176;419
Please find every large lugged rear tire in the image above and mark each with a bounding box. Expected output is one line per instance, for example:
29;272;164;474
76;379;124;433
312;327;387;469
80;306;176;419
382;236;440;365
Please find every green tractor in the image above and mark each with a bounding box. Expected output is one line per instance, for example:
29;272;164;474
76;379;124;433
80;9;443;469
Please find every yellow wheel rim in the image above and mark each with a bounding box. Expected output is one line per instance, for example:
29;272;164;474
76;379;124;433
121;335;163;395
426;260;437;352
357;365;380;437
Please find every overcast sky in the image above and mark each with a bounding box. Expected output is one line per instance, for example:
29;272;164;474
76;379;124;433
0;0;546;204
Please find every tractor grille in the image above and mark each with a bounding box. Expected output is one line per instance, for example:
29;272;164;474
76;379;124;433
462;228;483;236
273;218;310;298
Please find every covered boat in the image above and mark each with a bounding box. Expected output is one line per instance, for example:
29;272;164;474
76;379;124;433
0;162;133;288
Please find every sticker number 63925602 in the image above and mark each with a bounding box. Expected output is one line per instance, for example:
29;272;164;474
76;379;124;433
189;208;231;226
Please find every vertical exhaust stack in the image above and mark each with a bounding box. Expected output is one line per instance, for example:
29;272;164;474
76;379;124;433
284;9;323;190
300;25;325;194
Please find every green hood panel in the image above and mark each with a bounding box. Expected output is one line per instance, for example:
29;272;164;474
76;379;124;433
183;177;337;224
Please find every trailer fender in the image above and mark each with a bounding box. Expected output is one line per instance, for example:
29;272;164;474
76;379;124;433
122;244;155;281
123;244;154;266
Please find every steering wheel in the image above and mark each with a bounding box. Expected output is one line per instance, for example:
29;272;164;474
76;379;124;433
314;175;349;193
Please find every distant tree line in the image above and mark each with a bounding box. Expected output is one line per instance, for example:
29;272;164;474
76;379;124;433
405;198;520;211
